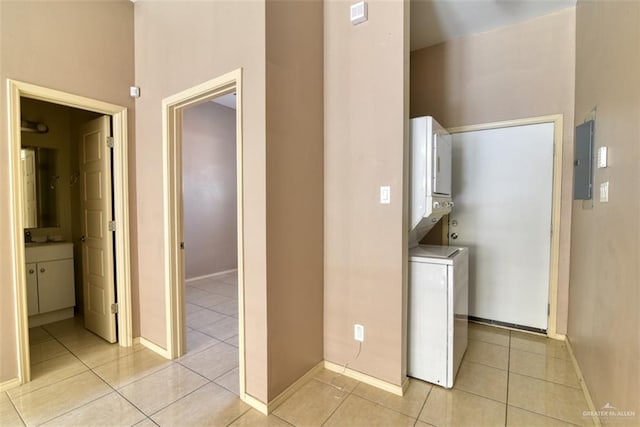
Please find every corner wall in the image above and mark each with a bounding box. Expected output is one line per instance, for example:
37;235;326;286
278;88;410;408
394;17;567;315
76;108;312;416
324;0;409;386
0;0;135;384
265;0;325;400
569;0;639;418
410;8;576;334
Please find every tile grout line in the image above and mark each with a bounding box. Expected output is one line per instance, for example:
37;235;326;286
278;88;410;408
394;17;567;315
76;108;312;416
314;374;362;427
44;330;165;426
507;404;584;427
143;380;213;420
347;387;428;421
4;391;28;427
412;384;433;426
17;321;170;425
272;412;297;426
504;330;512;427
29;373;119;426
223;407;252;427
90;353;172;391
176;355;238;387
110;360;236;417
450;386;507;406
470;325;572;358
507;371;583;390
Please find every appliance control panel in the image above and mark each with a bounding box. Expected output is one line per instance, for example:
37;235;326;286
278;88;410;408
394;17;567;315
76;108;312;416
429;196;453;216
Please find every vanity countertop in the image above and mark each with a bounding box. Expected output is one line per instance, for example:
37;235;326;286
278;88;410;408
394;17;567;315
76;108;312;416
25;242;73;263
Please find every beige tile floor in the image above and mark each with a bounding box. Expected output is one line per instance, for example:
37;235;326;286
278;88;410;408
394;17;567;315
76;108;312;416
3;278;595;427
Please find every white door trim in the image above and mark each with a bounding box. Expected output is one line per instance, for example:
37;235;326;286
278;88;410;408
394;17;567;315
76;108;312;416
161;69;247;396
7;79;133;384
447;114;564;339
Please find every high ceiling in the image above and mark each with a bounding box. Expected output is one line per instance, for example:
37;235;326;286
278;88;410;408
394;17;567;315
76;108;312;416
411;0;576;51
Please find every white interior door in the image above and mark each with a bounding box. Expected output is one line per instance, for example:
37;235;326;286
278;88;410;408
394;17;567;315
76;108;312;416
450;122;554;330
79;116;116;342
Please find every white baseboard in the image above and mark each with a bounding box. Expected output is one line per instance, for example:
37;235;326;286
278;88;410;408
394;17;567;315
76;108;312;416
324;361;406;396
240;361;324;415
0;377;21;392
241;393;268;415
186;269;237;284
268;362;324;412
565;336;601;427
137;337;171;359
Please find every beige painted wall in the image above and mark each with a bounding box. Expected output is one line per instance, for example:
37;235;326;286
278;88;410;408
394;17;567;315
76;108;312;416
133;1;269;402
265;0;324;400
410;8;576;334
0;0;135;384
324;0;409;386
182;102;237;279
569;0;639;418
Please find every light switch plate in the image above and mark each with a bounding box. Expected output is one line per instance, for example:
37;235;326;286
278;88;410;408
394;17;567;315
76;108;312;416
599;181;609;203
350;1;368;25
380;186;390;204
597;146;608;168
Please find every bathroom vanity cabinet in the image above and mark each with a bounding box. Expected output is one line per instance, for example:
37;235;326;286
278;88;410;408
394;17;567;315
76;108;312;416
25;242;75;325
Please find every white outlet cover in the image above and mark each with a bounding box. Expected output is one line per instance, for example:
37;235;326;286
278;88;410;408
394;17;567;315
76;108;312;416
354;324;364;342
380;186;390;204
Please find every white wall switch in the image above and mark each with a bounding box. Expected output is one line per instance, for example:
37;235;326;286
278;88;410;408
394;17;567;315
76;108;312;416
597;146;608;168
380;186;390;204
129;86;141;98
354;324;364;342
350;1;368;25
599;181;609;203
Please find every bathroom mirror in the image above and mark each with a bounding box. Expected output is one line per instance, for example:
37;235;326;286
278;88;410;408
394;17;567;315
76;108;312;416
21;147;59;229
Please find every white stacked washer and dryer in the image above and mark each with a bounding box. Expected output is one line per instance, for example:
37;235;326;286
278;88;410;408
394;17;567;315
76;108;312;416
407;116;468;389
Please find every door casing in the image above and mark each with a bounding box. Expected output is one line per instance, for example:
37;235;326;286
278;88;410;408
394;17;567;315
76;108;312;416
7;80;133;384
447;114;564;339
161;69;249;404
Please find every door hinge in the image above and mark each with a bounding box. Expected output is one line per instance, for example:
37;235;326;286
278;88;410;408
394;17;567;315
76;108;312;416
107;137;114;148
108;221;116;231
111;303;118;314
548;303;551;316
180;242;185;250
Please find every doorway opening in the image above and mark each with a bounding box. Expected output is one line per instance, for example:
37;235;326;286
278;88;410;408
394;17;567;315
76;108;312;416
447;115;563;337
162;69;246;399
8;80;133;385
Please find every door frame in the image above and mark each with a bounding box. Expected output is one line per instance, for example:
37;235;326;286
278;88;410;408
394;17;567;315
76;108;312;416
161;69;246;395
7;80;133;384
447;114;564;339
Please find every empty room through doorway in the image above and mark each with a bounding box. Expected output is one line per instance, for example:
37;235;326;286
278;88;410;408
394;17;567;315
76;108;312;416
180;94;240;394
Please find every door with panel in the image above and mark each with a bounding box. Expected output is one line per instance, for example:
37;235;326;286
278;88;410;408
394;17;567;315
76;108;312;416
79;116;117;342
449;122;554;331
